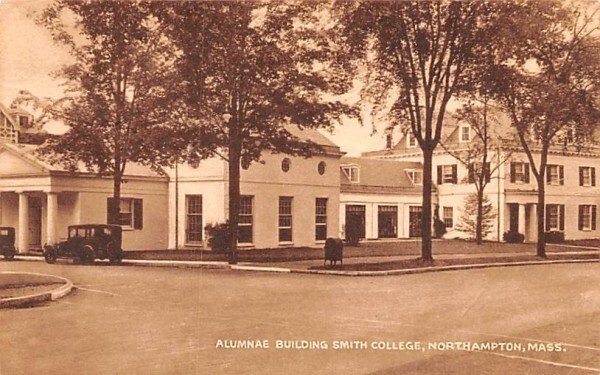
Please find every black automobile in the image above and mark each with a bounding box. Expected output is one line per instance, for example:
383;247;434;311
43;224;123;265
0;227;16;260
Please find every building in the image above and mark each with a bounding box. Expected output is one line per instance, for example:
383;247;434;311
363;117;600;242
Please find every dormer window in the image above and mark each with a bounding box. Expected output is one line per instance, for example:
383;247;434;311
459;125;471;142
406;169;423;185
19;116;29;128
406;132;417;148
385;133;393;149
342;165;359;183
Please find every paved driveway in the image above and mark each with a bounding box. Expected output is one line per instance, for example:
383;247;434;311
0;260;597;374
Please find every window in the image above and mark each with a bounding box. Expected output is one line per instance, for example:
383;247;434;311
443;207;453;228
318;161;326;175
19;116;29;128
407;133;417;148
579;167;596;187
110;198;143;229
342;166;359;182
386;133;393;149
239;196;253;244
315;198;328;241
281;158;291;172
468;162;491;184
460;125;471;142
546;165;564;185
185;195;203;243
578;205;597;231
279;197;293;242
545;204;565;231
437;164;457;184
406;169;423;185
510;162;530;184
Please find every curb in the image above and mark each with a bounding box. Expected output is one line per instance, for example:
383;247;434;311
0;271;74;308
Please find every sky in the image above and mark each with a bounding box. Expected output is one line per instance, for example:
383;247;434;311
0;0;387;155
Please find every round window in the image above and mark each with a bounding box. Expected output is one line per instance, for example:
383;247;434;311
318;161;326;175
281;158;291;172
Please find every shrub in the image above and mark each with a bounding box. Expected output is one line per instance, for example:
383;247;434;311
344;218;362;246
503;230;525;243
433;218;447;238
205;223;231;252
545;231;565;243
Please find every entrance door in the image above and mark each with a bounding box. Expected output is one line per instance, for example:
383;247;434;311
28;198;42;247
509;204;519;232
345;205;366;239
409;206;422;237
378;205;398;238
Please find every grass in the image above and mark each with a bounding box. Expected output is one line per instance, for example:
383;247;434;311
309;253;598;272
562;238;600;248
121;239;597;263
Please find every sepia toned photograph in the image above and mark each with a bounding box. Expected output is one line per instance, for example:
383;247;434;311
0;0;598;373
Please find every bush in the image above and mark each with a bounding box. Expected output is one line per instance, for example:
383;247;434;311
344;218;362;246
503;230;525;243
433;218;447;238
545;231;565;243
205;223;231;252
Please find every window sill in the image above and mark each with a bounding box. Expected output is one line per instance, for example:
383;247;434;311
238;243;254;248
278;242;294;247
580;228;593;232
184;242;203;247
121;227;135;232
315;240;326;244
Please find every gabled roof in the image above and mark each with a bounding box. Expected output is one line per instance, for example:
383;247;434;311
340;157;423;194
283;124;342;156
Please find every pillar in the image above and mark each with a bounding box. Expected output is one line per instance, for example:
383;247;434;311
17;192;29;253
46;192;58;245
528;204;538;242
518;203;526;235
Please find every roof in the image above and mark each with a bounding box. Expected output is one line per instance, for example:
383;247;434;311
340;157;423;194
1;142;165;179
283;124;342;156
0;102;18;131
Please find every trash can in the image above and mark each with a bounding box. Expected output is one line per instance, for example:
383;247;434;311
324;237;343;267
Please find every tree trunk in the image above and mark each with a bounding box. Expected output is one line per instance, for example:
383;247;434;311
536;176;546;258
421;148;434;261
227;130;241;265
476;188;484;245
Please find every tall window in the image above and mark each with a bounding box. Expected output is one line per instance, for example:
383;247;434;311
443;207;453;228
185;195;203;243
468;162;491;184
115;198;143;229
315;198;328;241
437;164;457;184
460;125;471;142
510;162;530;184
545;204;565;231
239;196;253;244
579;205;597;231
406;169;423;185
579;167;596;187
546;165;564;185
279;197;293;242
342;166;359;182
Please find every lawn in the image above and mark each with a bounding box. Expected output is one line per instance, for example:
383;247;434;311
122;239;597;263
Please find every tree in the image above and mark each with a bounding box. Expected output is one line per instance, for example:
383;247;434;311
457;192;497;241
334;1;508;260
440;99;511;244
22;1;185;225
154;2;349;263
490;1;600;257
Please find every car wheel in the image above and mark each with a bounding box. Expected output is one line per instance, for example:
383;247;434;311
44;246;57;264
107;242;122;265
82;245;95;264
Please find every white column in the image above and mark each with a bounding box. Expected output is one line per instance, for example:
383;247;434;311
46;192;58;245
518;203;526;234
17;192;29;253
529;204;538;242
397;203;405;238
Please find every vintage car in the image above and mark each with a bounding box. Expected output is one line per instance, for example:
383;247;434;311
43;224;123;265
0;227;16;260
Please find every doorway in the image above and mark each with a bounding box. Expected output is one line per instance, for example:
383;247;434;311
378;205;398;238
409;206;422;237
345;205;366;239
28;197;42;248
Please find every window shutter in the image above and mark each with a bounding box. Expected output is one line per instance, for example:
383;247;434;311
133;199;143;229
559;166;564;185
451;165;457;184
510;163;516;183
592;205;597;230
524;163;530;183
579;167;584;186
592;168;596;186
559;205;565;231
107;197;119;225
437;165;443;185
578;206;584;230
468;164;475;184
545;206;551;231
546;167;551;183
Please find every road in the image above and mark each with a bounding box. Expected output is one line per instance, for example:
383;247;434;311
0;260;598;374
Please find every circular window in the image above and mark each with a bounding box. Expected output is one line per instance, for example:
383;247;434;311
241;159;250;170
281;158;291;172
318;161;326;175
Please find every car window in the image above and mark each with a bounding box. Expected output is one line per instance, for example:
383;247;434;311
0;229;7;236
69;228;77;238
